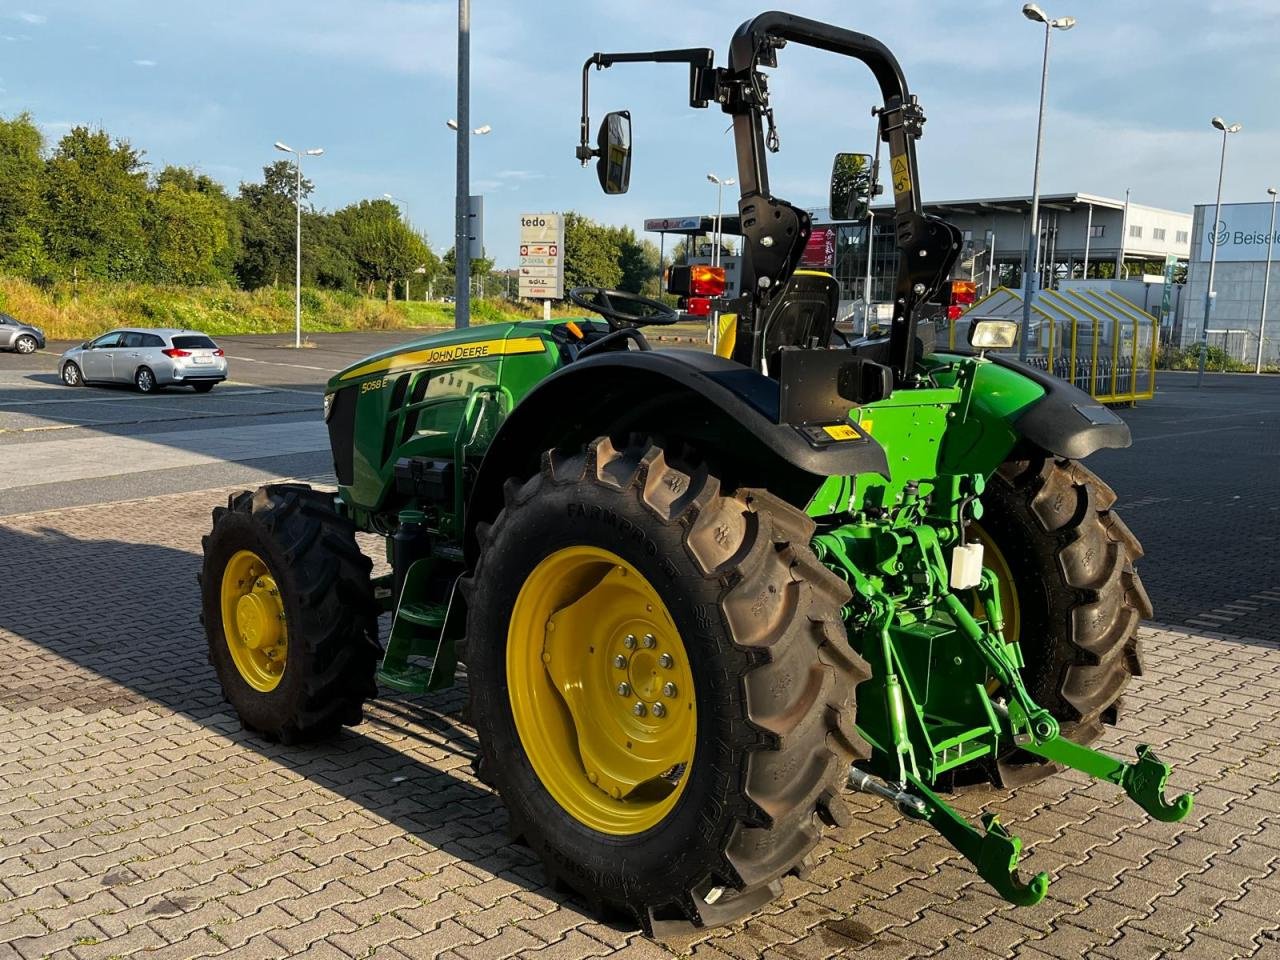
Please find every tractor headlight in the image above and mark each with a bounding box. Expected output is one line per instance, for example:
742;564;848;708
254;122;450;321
323;392;335;422
968;318;1019;351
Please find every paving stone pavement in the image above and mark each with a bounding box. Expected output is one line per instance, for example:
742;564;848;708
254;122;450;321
1;489;1279;960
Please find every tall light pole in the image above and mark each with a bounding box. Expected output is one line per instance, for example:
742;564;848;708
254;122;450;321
706;173;736;267
1197;117;1243;386
447;114;492;327
1018;3;1076;360
274;142;324;348
1258;187;1277;375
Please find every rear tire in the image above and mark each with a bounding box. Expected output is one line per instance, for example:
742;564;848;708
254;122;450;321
199;483;380;743
192;382;216;393
134;366;157;393
61;362;82;387
977;453;1151;787
462;437;869;934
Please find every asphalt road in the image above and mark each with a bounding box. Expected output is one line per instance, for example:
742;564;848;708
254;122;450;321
0;331;428;516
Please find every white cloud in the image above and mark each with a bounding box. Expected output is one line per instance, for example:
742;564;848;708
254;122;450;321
14;12;46;25
133;59;157;67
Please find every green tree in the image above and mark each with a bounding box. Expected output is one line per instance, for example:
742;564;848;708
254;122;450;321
233;160;309;289
43;126;149;279
0;112;49;279
335;198;433;301
563;211;623;291
146;166;238;284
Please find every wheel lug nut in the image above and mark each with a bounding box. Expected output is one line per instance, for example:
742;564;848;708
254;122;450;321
617;682;631;697
658;653;673;669
623;634;636;649
642;634;656;649
663;682;677;698
613;655;627;669
652;702;666;718
632;702;647;717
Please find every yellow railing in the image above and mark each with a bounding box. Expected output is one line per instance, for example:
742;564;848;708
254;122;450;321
943;287;1157;405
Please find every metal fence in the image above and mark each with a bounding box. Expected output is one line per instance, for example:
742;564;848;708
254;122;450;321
943;286;1159;405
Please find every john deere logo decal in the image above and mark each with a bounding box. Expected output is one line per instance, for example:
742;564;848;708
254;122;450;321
1209;220;1230;245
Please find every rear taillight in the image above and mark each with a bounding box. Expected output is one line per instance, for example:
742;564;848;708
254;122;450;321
689;265;726;297
213;349;224;356
162;348;191;358
685;297;712;317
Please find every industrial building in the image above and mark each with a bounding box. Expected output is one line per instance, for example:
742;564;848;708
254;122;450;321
646;192;1192;312
1180;200;1280;368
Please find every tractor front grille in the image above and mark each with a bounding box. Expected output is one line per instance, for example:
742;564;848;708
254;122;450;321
327;387;357;486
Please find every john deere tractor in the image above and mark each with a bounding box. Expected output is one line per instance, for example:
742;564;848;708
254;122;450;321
200;11;1191;934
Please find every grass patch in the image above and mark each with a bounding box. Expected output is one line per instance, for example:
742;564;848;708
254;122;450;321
0;275;575;342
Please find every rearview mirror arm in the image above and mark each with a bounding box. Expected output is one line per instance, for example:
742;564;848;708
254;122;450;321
576;48;716;165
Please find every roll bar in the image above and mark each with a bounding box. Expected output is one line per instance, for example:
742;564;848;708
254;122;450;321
575;11;961;383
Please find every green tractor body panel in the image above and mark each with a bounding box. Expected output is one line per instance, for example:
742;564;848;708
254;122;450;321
326;320;569;522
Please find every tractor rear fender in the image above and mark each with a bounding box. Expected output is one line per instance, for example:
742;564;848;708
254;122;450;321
933;352;1132;477
464;348;890;565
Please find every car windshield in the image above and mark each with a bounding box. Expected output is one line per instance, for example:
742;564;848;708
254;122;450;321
172;335;218;350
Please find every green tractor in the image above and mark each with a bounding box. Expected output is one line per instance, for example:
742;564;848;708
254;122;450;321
199;11;1190;934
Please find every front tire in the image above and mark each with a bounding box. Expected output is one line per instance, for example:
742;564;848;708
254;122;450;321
62;362;83;387
463;437;869;933
976;453;1151;786
199;484;380;743
15;335;37;354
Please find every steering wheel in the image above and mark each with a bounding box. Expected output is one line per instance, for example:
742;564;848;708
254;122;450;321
567;287;680;329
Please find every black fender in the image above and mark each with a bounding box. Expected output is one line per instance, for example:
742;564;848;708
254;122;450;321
990;355;1131;460
464;348;888;564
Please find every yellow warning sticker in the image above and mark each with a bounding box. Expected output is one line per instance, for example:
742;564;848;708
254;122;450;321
858;419;874;435
890;154;912;196
340;336;545;381
823;424;859;441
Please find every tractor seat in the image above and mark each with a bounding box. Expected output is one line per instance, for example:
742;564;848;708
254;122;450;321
734;270;840;372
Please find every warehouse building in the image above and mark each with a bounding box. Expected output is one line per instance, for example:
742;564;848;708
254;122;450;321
1180;201;1280;368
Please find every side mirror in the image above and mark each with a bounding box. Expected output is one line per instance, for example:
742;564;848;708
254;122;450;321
596;110;632;195
829;152;874;221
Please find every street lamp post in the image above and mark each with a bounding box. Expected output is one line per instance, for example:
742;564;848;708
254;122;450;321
706;173;736;267
1018;3;1075;360
274;142;324;349
1258;187;1277;375
447;116;492;328
1197;117;1243;387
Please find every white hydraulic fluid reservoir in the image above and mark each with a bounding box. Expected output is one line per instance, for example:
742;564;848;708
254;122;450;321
950;542;985;591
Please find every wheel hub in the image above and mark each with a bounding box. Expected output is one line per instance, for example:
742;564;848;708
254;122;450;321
508;546;696;835
220;551;288;691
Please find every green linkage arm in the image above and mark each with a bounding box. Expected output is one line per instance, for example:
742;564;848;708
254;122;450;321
1021;739;1194;823
905;773;1050;906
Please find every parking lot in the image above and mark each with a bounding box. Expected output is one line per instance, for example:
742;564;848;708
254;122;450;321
1;335;1278;960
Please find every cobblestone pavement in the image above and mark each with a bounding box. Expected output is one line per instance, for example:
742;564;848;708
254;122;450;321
2;489;1278;960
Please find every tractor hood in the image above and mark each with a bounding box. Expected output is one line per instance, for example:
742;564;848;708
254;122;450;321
327;322;545;390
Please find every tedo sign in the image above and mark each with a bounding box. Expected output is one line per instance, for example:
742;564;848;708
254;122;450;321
518;213;565;299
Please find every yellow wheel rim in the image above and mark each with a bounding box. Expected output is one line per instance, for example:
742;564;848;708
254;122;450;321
507;545;696;836
969;523;1021;644
220;549;288;692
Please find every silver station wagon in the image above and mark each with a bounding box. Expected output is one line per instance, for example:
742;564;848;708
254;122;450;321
60;328;229;393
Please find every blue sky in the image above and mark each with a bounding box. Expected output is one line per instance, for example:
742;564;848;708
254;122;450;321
2;0;1278;267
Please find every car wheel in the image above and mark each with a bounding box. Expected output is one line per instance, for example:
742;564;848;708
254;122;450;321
134;367;157;393
192;382;216;394
15;335;37;355
62;362;83;387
